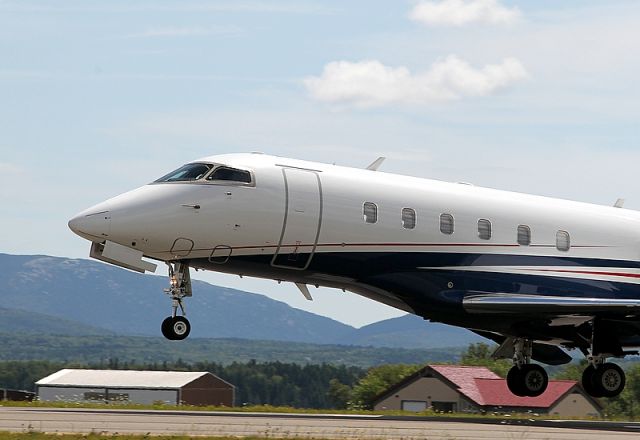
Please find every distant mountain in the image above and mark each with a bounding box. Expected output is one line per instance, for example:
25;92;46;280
0;253;352;343
0;332;463;367
0;253;485;349
342;314;486;349
0;307;110;336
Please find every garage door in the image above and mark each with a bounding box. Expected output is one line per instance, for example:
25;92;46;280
401;400;427;412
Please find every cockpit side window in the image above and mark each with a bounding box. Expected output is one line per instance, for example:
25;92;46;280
206;166;252;184
155;163;213;183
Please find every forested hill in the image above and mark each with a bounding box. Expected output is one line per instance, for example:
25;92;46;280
0;332;461;367
0;253;485;348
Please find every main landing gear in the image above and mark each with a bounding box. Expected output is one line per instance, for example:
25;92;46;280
161;262;192;340
504;339;627;399
504;319;629;399
506;339;549;397
580;320;628;398
581;357;625;398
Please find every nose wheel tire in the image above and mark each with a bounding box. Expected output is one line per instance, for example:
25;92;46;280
507;364;548;397
161;317;175;340
161;316;191;340
583;363;625;398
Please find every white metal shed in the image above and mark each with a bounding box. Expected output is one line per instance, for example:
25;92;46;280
36;369;234;406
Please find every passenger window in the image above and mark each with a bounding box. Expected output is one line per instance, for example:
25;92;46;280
440;213;454;235
556;230;570;251
363;202;378;224
478;219;491;240
517;225;531;246
155;163;213;182
207;167;252;183
402;208;416;229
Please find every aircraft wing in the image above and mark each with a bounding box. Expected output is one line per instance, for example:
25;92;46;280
463;293;640;314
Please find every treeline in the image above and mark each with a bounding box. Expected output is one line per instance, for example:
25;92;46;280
5;344;640;417
0;359;364;409
0;332;460;367
205;360;364;408
0;346;512;410
0;346;499;410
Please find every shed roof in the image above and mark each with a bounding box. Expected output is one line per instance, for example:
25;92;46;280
474;378;576;408
429;365;500;405
36;369;212;389
431;365;589;409
373;364;602;411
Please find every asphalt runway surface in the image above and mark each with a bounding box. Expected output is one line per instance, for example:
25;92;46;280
2;407;640;439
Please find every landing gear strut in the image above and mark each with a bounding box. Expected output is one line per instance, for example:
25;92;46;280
161;262;192;340
506;339;548;397
580;320;627;398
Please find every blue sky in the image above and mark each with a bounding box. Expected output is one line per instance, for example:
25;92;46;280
2;0;640;326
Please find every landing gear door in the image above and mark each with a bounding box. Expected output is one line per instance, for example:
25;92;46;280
271;167;322;270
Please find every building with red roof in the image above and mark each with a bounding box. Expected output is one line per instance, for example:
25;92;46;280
373;365;602;417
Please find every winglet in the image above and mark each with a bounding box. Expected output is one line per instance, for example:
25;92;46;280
295;283;313;301
366;157;386;171
614;198;625;208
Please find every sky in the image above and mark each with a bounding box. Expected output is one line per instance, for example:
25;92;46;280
1;0;640;327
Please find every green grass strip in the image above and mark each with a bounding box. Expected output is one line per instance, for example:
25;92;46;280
0;434;318;440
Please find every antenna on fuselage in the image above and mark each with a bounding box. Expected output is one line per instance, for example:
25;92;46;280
295;283;313;301
366;157;386;171
614;198;625;208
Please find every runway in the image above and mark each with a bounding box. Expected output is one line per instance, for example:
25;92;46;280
2;407;640;439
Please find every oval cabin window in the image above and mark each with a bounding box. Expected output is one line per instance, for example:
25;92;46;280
478;219;491;240
363;202;378;224
556;230;570;251
440;213;454;235
517;225;531;246
402;208;416;229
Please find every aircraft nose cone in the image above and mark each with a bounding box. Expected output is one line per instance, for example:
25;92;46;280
68;210;111;240
68;216;81;234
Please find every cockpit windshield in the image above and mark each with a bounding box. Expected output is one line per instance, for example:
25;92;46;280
154;163;213;182
206;166;252;183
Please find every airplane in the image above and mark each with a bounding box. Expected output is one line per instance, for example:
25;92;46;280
68;152;640;400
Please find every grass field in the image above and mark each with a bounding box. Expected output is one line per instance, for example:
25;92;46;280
1;400;439;418
1;400;593;421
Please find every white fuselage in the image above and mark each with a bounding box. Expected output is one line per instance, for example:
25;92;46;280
69;152;640;348
70;153;640;265
68;152;640;396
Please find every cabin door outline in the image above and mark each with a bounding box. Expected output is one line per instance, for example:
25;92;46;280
271;167;323;270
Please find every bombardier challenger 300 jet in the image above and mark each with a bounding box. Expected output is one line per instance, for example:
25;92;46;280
69;153;640;399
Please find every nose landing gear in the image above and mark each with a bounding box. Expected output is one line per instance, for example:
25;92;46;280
161;262;192;340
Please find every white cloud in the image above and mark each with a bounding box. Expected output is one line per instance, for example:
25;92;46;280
304;56;528;108
409;0;521;26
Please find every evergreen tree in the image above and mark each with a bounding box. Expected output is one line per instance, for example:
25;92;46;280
350;364;421;409
460;342;511;377
327;379;352;409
